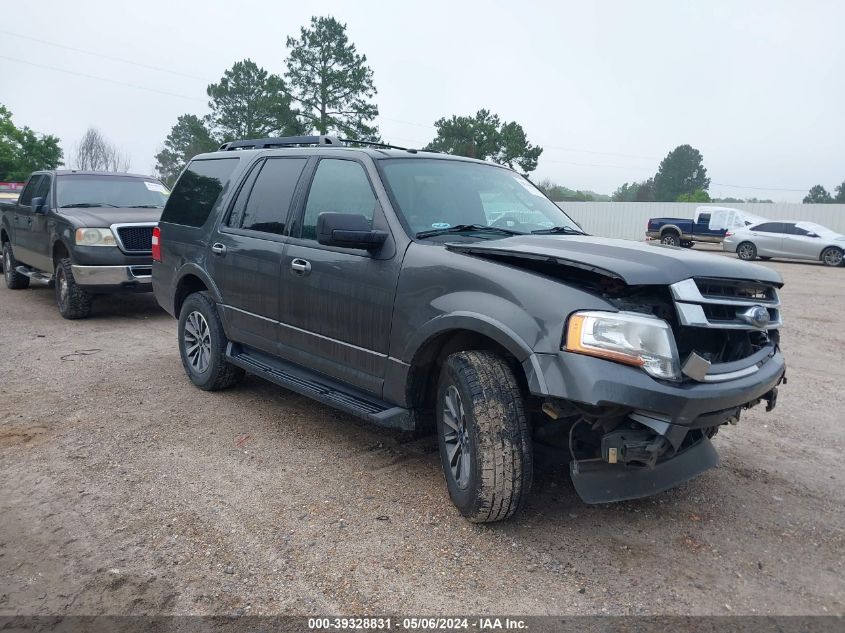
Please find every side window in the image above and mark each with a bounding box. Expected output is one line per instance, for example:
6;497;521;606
698;213;711;224
787;224;809;236
160;158;239;227
752;222;779;233
225;161;263;228
33;175;51;203
301;159;376;240
19;176;42;207
240;158;307;235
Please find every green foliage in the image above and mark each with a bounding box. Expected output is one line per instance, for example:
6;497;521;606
0;104;63;181
612;179;655;202
834;181;845;203
676;189;711;203
207;59;304;142
155;115;219;187
653;144;710;202
803;184;833;204
285;16;379;139
425;109;543;173
536;178;609;201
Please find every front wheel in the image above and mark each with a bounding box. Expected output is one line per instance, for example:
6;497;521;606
3;243;30;289
178;291;245;391
737;241;757;261
436;350;533;523
55;258;93;319
821;247;843;267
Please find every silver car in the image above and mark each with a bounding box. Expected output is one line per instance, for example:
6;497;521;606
723;220;845;267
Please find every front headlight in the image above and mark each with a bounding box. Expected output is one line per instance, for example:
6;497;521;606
565;310;680;381
75;228;117;247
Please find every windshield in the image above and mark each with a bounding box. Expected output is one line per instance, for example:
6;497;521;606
57;175;169;209
379;159;580;237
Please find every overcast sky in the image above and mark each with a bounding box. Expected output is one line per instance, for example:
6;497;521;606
2;0;842;201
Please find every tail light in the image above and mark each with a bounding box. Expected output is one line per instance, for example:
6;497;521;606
725;231;733;237
151;226;161;262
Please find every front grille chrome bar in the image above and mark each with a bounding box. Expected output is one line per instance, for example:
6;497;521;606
670;278;782;330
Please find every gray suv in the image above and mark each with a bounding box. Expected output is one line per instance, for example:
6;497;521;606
152;135;786;522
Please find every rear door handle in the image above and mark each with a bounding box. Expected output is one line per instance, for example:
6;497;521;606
291;258;311;275
211;243;227;256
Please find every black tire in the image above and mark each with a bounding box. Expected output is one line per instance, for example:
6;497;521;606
436;350;533;523
737;241;757;261
55;258;93;319
177;291;245;391
660;231;680;247
3;242;30;289
821;246;844;267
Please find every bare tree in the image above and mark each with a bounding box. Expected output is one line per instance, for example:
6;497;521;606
72;127;132;172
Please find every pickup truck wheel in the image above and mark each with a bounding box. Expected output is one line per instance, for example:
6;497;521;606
178;291;245;391
55;258;92;319
737;241;757;261
3;243;30;290
436;350;533;523
660;232;680;247
821;247;843;267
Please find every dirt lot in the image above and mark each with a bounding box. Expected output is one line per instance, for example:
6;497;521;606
1;254;843;617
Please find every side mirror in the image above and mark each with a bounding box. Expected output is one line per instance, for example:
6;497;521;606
807;232;820;238
31;196;46;213
316;212;388;250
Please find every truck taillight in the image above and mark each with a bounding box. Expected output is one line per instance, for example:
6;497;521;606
151;226;161;262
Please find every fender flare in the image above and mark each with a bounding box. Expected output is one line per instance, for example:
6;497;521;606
659;224;683;236
402;311;535;364
173;262;224;307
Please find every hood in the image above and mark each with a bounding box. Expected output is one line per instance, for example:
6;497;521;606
446;235;783;286
56;207;162;227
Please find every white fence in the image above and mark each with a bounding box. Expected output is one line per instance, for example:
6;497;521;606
556;202;845;241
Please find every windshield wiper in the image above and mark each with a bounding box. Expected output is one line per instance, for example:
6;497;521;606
415;224;524;239
128;204;163;208
60;203;120;208
531;226;588;236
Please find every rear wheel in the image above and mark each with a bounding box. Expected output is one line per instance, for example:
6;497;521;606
737;241;757;261
178;291;244;391
436;350;533;523
3;243;29;289
660;231;680;247
55;258;92;319
821;247;843;267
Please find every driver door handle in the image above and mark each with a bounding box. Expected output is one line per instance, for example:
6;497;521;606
291;258;311;275
211;243;227;256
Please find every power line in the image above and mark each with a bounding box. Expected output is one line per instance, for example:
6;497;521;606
0;29;211;82
0;55;206;102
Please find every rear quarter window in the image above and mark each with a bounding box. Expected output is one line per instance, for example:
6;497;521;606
160;158;240;227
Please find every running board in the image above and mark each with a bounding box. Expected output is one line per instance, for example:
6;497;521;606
16;266;53;284
226;343;414;431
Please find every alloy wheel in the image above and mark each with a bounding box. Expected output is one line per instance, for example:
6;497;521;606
823;249;843;267
3;249;10;283
738;243;756;260
183;310;212;373
57;268;69;308
442;384;471;489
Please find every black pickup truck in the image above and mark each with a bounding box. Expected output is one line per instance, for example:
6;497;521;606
1;170;168;318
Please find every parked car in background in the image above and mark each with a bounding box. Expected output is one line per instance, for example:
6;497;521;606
647;206;765;247
153;135;786;522
0;182;25;203
724;220;845;267
1;170;169;318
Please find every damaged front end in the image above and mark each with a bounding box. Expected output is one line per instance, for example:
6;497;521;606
533;275;786;504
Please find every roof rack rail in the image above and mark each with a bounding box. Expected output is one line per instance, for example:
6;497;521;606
338;138;418;153
218;135;340;151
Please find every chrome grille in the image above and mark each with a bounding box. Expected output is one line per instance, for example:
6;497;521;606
670;278;782;330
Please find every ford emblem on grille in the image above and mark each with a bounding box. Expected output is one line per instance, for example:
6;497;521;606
739;305;771;328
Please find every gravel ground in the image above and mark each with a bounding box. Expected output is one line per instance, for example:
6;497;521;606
1;254;843;617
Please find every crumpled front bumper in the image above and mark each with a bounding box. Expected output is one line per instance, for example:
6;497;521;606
525;348;785;427
524;348;785;504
